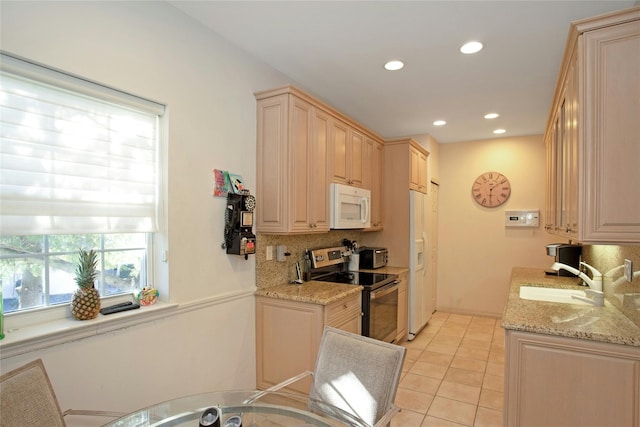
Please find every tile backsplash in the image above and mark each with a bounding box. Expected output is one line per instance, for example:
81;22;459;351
256;236;640;328
256;231;364;289
583;245;640;328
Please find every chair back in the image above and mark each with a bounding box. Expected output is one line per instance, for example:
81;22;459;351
0;359;66;427
309;326;406;426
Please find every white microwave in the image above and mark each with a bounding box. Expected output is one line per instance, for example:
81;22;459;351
330;183;371;229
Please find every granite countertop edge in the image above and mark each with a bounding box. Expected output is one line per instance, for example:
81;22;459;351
502;267;640;347
254;265;408;305
254;281;363;305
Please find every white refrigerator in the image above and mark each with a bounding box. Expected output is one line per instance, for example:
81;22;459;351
408;190;433;340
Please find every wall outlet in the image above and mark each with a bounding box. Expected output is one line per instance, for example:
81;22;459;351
624;259;633;282
265;245;273;261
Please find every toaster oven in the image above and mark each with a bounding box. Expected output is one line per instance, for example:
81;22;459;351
359;247;388;269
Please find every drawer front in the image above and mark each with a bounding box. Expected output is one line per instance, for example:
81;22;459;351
325;293;361;325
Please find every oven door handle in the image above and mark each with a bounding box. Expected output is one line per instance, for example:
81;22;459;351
370;280;399;300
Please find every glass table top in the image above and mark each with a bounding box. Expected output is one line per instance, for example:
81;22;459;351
104;390;368;427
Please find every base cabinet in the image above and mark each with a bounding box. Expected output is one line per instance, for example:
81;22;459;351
256;293;362;394
504;330;640;427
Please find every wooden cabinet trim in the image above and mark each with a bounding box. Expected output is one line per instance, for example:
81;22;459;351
255;84;385;144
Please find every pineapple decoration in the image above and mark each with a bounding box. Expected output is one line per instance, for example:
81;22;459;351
71;249;101;320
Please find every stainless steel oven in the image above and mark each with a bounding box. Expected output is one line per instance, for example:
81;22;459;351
367;279;399;343
309;246;399;343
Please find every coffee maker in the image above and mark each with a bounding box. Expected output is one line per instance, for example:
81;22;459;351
545;243;582;276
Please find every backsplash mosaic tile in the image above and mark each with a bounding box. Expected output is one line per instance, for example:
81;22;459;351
255;231;363;289
583;245;640;328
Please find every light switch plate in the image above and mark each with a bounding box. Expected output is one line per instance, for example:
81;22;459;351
624;259;633;282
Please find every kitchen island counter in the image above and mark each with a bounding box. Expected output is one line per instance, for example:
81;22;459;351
502;267;640;347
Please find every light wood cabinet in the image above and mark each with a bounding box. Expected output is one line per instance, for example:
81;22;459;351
387;139;429;195
330;120;366;187
409;145;428;193
256;91;329;234
504;330;640;427
396;271;408;343
544;8;640;243
256;85;385;234
255;293;362;393
366;137;429;266
368;139;384;230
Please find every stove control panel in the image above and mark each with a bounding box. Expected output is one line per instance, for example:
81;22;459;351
310;246;347;269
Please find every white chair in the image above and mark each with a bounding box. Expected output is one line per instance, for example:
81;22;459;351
260;326;406;427
0;359;124;426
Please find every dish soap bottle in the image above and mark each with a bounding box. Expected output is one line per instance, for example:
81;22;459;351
303;251;312;281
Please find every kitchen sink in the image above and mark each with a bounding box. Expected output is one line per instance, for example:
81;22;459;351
519;286;592;305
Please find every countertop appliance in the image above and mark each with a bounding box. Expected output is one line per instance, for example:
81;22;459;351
358;247;388;269
330;183;371;229
545;243;582;277
309;246;398;343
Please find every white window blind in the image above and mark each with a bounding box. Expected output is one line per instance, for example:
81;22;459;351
0;53;165;235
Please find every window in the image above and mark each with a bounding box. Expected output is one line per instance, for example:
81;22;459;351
0;53;165;314
0;233;148;313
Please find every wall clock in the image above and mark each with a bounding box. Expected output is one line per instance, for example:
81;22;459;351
472;171;511;207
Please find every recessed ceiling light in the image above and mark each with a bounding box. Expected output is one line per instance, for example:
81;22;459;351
484;113;499;119
493;129;506;134
433;120;446;126
460;41;483;54
384;60;404;71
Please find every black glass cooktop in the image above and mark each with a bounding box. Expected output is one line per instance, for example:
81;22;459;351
314;271;396;288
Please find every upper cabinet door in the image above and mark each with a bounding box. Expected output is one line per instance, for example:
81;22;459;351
544;9;640;243
288;96;314;232
409;144;428;194
330;119;349;185
580;19;640;243
309;108;331;232
330;119;366;188
255;85;384;234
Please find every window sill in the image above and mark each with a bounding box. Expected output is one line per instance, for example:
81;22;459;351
0;301;178;360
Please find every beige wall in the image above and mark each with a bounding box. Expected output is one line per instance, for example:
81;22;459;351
438;135;559;317
0;1;290;422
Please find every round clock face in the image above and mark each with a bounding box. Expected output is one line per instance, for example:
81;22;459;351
472;171;511;207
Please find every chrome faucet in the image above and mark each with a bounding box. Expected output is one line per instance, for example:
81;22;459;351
551;261;604;306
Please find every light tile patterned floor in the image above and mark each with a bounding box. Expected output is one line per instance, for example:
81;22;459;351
392;312;505;427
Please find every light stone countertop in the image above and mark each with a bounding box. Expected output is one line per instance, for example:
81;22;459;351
254;265;408;305
254;281;362;305
502;267;640;347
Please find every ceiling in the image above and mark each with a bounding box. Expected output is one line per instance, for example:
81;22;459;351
168;1;636;143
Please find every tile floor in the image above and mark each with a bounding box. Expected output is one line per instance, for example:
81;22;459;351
392;312;505;427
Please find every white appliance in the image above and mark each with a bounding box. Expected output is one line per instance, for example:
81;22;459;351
330;183;371;229
408;190;433;339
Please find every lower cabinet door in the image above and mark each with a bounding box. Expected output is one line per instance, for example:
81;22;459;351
505;330;640;427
